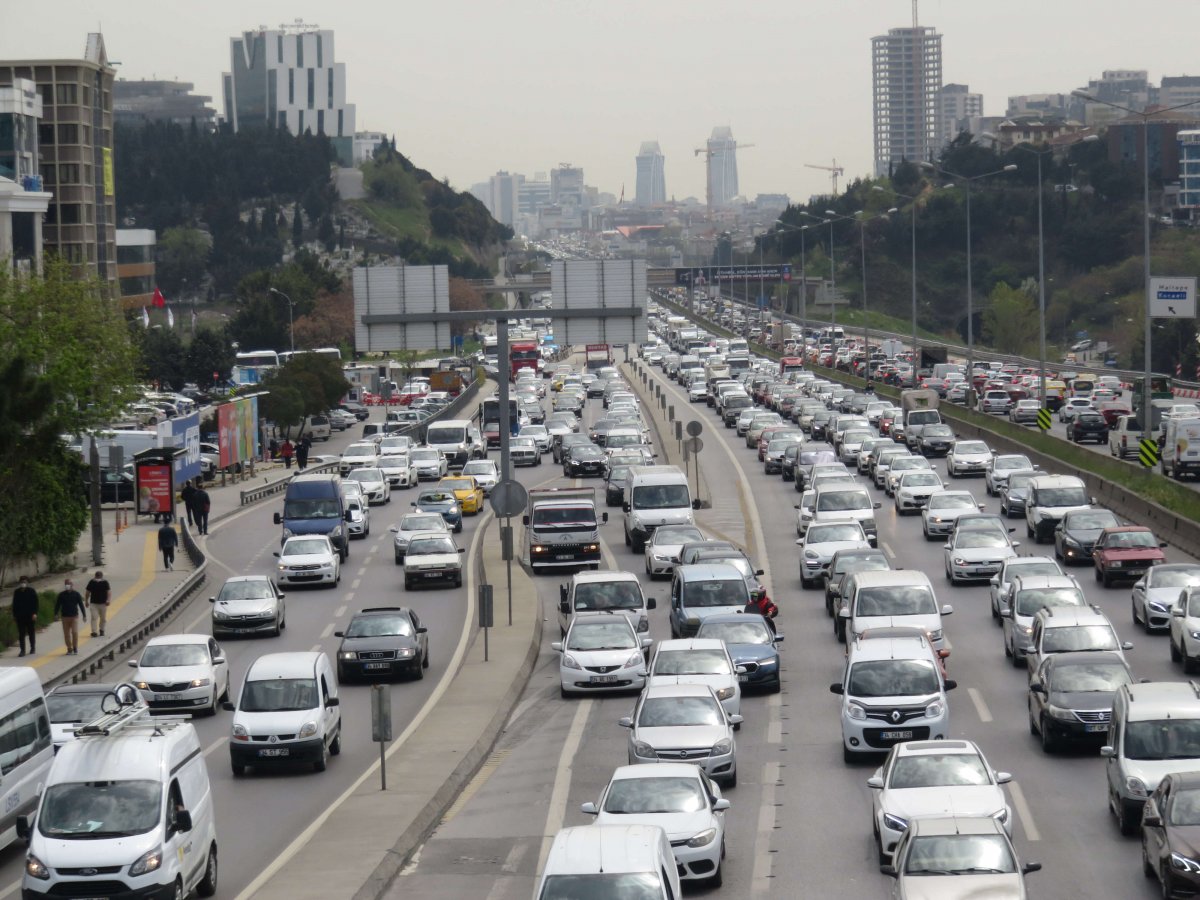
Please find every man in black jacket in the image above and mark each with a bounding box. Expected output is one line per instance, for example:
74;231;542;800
180;480;197;527
158;521;179;570
54;579;86;655
11;576;38;657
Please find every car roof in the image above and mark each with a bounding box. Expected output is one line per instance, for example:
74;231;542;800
656;638;727;652
221;574;272;584
1120;681;1200;719
641;682;718;699
1047;650;1127;670
1011;574;1079;590
572;570;641;585
676;563;744;581
608;763;703;781
848;633;934;661
892;739;977;758
848;569;932;588
908;816;1004;837
145;632;211;647
1035;607;1109;627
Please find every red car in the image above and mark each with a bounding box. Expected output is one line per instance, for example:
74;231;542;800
1093;526;1167;587
1098;401;1132;428
878;412;896;436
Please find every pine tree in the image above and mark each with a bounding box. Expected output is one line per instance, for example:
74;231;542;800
292;203;304;248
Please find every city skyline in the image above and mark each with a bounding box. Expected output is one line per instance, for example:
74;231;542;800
1;0;1197;204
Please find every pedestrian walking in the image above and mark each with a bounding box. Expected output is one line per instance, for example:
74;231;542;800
180;479;197;527
296;436;310;470
268;437;279;460
54;578;86;655
158;521;179;571
280;439;294;469
84;570;111;637
194;485;211;535
12;575;38;657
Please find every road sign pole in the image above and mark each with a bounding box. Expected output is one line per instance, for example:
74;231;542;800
497;325;511;484
504;517;513;626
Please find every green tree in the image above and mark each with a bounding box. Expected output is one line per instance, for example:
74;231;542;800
185;327;235;387
292;202;304;248
139;327;187;390
156;226;211;297
982;283;1040;355
259;354;348;435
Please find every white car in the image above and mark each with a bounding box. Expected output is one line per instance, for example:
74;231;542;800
344;496;370;538
644;524;705;579
869;739;1012;864
886;456;933;495
581;764;729;885
886;816;1038;895
379;435;415;456
409;447;448;481
985;454;1034;495
1058;397;1094;422
988;556;1066;621
377;450;418;489
461;459;499;495
1134;564;1200;633
129;633;230;716
620;683;740;787
794;489;817;536
402;531;465;589
944;527;1019;585
345;466;391;505
647;638;743;719
946;440;993;478
554;614;648;697
519;424;552;453
894;471;944;515
798;520;871;588
977;389;1012;414
275;534;341;588
390;512;450;564
339;441;379;475
510;436;540;466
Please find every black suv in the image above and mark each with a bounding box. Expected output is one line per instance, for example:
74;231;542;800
1068;411;1109;444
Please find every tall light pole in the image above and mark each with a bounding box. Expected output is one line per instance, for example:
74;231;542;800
857;208;898;379
872;185;922;374
269;287;296;354
1072;92;1200;441
920;163;1017;391
815;210;861;336
774;219;812;343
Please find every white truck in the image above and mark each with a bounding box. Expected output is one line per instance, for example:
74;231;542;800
522;487;608;572
897;388;942;449
1161;417;1200;479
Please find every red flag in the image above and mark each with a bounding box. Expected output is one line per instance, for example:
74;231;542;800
152;287;166;308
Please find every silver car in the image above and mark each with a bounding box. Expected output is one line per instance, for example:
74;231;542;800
946;440;993;478
944;527;1019;585
988;556;1066;621
921;490;985;539
620;683;741;788
346;466;390;505
389;512;451;564
209;575;286;638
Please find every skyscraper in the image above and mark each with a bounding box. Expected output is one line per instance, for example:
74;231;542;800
488;171;523;229
937;84;983;148
872;25;942;176
222;24;357;165
634;141;665;206
707;127;738;207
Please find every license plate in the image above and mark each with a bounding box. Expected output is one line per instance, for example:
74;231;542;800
423;572;442;579
880;730;913;740
364;663;390;670
1086;724;1108;733
738;674;749;683
556;554;573;560
258;748;290;757
591;675;618;684
156;693;182;701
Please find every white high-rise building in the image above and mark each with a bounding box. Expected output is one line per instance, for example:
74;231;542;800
488;171;523;229
872;25;942;176
222;25;357;165
635;141;665;206
707;127;738;208
937;84;983;148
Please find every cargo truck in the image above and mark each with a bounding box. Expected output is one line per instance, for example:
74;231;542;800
896;388;942;448
522;486;608;572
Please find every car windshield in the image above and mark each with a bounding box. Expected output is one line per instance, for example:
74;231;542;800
574;582;644;611
928;494;975;510
345;615;413;638
654;649;731;675
1151;567;1200;589
1042;625;1119;654
923;426;954;438
47;691;108;724
408;537;456;556
284;538;332;556
637;696;723;727
402;515;444;532
801;450;838;466
218;580;274;602
140;643;208;667
995;456;1031;470
889;754;990;788
1015;588;1085;616
1007;473;1036;491
954;531;1010;549
1051;662;1131;693
348;468;382;483
567;622;637;651
904;834;1017;876
833;553;889;576
344;446;375;459
1170;789;1200;826
809;524;865;544
602;776;707;814
39;780;160;838
908;411;939;426
1124;720;1200;761
282;498;340;520
410;449;439;462
902;473;942;487
239;677;319;712
856;586;937;616
462;463;495;477
1104;530;1159;549
1069;511;1119;530
847;659;940;697
842;431;873;445
697;620;773;644
817;491;871;512
533;506;596;527
1038;487;1089;507
419;492;454;504
632;485;691;509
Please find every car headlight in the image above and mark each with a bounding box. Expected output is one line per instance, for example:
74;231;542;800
213;609;231;621
232;723;249;740
711;738;733;756
1170;852;1200;874
715;686;735;701
190;677;211;688
804;550;819;560
561;653;582;670
757;655;777;665
1148;601;1169;613
633;740;657;759
687;827;718;848
1125;776;1149;797
882;813;908;833
847;702;866;720
25;854;50;880
282;527;295;538
298;721;319;739
1063;536;1081;549
623;652;643;669
332;525;344;538
134;680;149;690
129;845;164;877
928;629;943;642
925;700;944;718
1047;704;1076;722
1190;631;1200;640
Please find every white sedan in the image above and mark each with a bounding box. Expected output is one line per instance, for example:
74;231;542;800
409;448;448;481
129;633;230;716
554;614;647;697
461;459;499;495
346;466;391;505
644;524;705;579
944;527;1019;585
581;764;729;885
946;440;993;478
894;471;944;515
275;534;341;588
377;452;418;489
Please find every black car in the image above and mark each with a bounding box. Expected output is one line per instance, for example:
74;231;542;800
563;444;607;477
917;423;956;457
335;607;430;681
605;464;633;507
695;613;782;692
1069;411;1109;443
1054;507;1121;564
1028;650;1132;752
824;548;891;618
553;433;592;464
587;379;608;398
809;410;833;441
780;443;803;482
1143;772;1200;897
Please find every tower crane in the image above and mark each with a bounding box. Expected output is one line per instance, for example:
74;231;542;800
804;159;845;195
695;141;755;216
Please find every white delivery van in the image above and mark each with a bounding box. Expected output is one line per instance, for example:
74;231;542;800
0;668;52;851
19;691;218;899
1161;417;1200;479
623;466;694;553
536;824;682;900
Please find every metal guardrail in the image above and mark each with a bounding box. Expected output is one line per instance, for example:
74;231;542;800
239;460;338;506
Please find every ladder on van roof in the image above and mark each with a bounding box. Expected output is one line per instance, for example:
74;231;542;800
74;686;190;739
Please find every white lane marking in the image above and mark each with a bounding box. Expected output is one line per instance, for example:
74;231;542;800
1008;780;1042;842
751;760;781;894
398;845;424;877
234;507;487;900
536;700;593;874
967;687;993;723
310;643;322;651
501;840;529;873
880;541;895;560
204;735;226;757
352;577;362;590
320;623;335;638
766;691;783;744
335;605;347;618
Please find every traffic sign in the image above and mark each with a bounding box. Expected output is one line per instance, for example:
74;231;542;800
683;436;704;454
1139;438;1160;469
490;479;528;518
1036;408;1052;431
1149;276;1197;319
686;420;704;438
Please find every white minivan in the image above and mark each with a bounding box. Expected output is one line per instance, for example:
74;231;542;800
623;465;695;554
0;668;52;851
536;824;682;899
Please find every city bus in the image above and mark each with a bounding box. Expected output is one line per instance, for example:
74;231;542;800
279;347;343;365
479;397;521;447
231;350;280;385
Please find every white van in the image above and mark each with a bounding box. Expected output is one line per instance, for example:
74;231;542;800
536;824;682;900
423;418;485;471
841;569;952;648
623;465;694;553
0;668;52;851
1161;417;1200;479
302;414;332;441
20;694;218;899
225;651;341;776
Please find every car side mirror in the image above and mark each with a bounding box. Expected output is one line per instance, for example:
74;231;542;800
1029;683;1045;694
15;815;30;841
1143;812;1162;828
867;775;884;789
713;798;731;812
1008;527;1016;533
580;801;599;815
326;696;340;707
174;810;193;834
416;626;428;634
989;576;999;586
647;598;657;610
389;525;399;533
728;714;744;726
1000;608;1012;618
943;542;951;550
334;631;345;638
1162;542;1169;548
944;679;958;690
1174;608;1185;617
623;503;631;512
829;683;844;695
410;502;416;507
1022;862;1042;875
873;502;881;509
1122;641;1134;650
128;659;139;668
273;512;282;525
551;642;563;652
1100;745;1116;757
618;716;633;728
881;864;898;877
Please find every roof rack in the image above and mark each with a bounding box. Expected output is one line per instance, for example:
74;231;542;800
74;685;189;739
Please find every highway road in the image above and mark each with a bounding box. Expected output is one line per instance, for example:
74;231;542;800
385;357;1194;899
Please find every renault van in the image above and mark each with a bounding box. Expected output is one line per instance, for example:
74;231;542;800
623;466;694;553
536;824;681;900
423;418;484;471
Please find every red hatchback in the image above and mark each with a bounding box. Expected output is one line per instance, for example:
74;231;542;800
1093;526;1167;587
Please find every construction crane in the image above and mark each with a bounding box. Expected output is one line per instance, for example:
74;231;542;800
695;141;755;216
805;159;845;195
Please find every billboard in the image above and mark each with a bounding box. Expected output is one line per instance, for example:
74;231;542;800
157;411;201;483
217;397;259;468
135;462;172;517
353;264;451;352
675;265;792;285
549;259;648;346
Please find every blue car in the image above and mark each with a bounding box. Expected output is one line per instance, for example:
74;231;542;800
412;489;462;533
695;613;782;693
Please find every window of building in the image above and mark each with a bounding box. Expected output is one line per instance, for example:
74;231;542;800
307;69;314;108
317;110;324;134
327;69;334;108
57;124;78;145
44;204;56;224
288;68;294;105
59;204;82;224
38;123;54;146
337;109;344;137
59;163;80;184
297;110;304;134
55;83;77;105
296;35;304;68
82;85;90;106
38;84;52;107
278;111;287;129
316;34;323;69
277;34;284;63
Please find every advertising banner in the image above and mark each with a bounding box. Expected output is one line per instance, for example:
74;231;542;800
136;462;172;517
675;264;791;286
157;412;201;483
217;397;259;468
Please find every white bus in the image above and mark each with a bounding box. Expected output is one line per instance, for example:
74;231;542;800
231;350;280;386
0;668;52;850
279;347;343;365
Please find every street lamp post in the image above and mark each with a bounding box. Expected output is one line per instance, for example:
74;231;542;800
269;287;296;354
872;185;921;375
775;219;811;337
857;208;898;379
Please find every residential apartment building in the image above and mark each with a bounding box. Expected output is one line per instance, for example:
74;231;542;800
115;228;156;308
937;83;982;147
871;25;942;176
706;126;739;207
0;33;118;290
222;26;357;165
113;79;215;127
635;140;666;206
1107;108;1200;184
1162;77;1200;112
1179;129;1200;219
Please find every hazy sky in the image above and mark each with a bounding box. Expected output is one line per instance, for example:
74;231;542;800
4;1;1198;203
